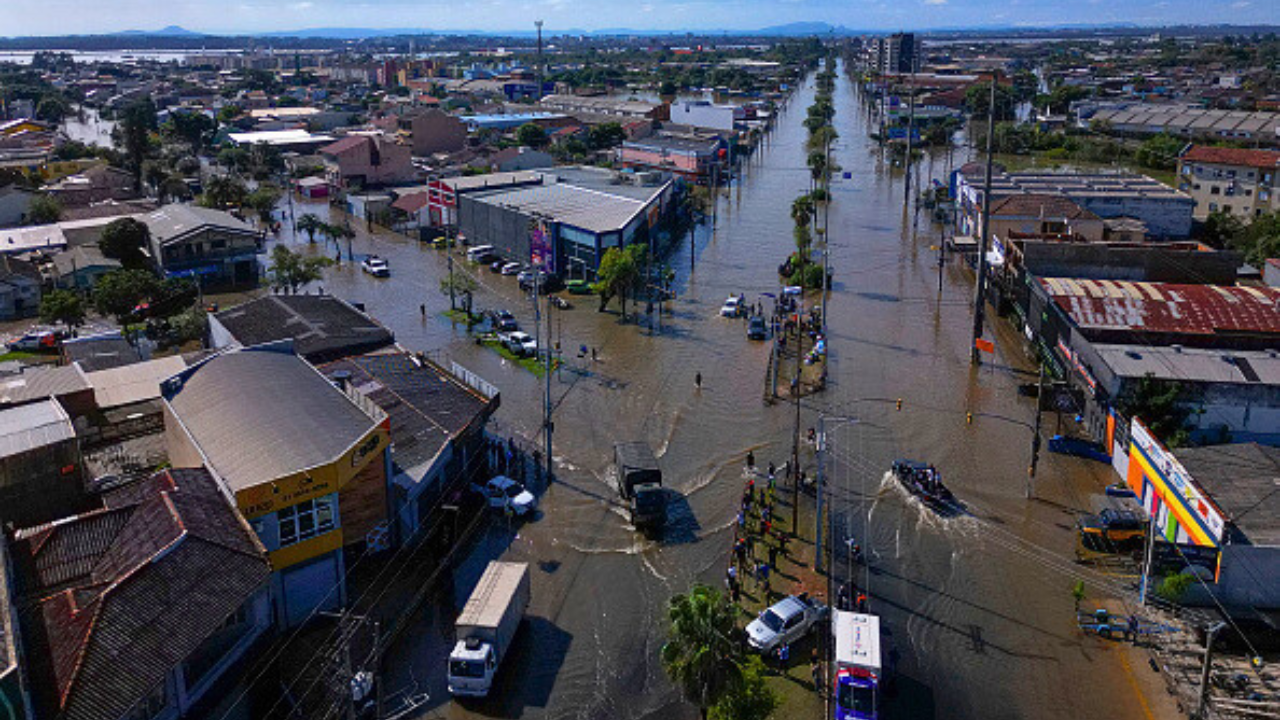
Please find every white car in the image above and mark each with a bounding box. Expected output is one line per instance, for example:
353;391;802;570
720;296;743;318
745;594;829;654
500;262;523;276
478;476;537;516
503;331;537;357
361;255;390;277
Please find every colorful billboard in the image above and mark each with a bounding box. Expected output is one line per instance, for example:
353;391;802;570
1125;419;1225;548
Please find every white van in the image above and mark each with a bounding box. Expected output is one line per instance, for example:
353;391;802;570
467;245;495;262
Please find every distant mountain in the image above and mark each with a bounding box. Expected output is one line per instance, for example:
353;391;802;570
256;27;430;39
114;25;204;37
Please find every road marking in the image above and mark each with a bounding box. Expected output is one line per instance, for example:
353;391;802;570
1119;649;1157;720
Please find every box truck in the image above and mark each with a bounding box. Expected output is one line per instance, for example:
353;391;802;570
447;561;531;697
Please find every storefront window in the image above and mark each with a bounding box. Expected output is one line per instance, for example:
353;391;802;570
278;496;336;547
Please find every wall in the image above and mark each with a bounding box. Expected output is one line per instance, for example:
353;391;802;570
458;197;534;266
1018;242;1239;285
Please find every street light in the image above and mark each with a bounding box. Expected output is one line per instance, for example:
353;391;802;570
815;413;859;575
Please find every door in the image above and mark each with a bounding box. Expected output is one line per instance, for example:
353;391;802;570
281;554;341;627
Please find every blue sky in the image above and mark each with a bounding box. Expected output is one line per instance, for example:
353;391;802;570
1;0;1277;36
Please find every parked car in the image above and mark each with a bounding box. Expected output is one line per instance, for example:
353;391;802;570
476;476;537;516
492;310;518;332
361;255;390;277
747;315;768;340
500;262;523;276
745;594;829;654
503;331;537;357
720;296;743;318
5;329;61;352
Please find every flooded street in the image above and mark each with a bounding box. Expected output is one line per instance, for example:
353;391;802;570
266;64;1159;720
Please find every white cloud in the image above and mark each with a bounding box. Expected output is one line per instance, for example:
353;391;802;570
289;1;313;8
924;0;947;5
1230;0;1251;7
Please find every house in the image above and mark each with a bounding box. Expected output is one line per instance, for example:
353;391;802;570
42;165;139;208
485;146;555;173
1176;145;1280;221
0;185;36;228
8;467;272;720
209;295;395;364
0;261;40;321
0;399;86;528
46;245;121;291
143;205;264;288
988;194;1106;243
162;344;391;627
405;109;468;156
0;224;67;257
319;134;415;189
320;351;498;541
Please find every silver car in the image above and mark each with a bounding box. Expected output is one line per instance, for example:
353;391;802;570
745;594;828;654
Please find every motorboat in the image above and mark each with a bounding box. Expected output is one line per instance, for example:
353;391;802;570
891;460;956;510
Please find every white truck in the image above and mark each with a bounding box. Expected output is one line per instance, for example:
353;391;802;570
447;561;531;698
833;610;883;720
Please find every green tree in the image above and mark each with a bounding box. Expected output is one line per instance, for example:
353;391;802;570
592;244;644;316
440;268;479;315
117;98;158;190
1199;210;1244;249
163;110;216;152
268;244;333;294
99;217;151;269
965;82;1018;122
200;174;248;209
296;213;324;243
92;269;159;324
217;104;243;124
1232;211;1280;267
39;289;85;328
515;122;549;149
245;184;282;224
1155;572;1195;604
660;585;744;720
1135;134;1186;171
708;656;776;720
167;306;208;344
36;94;70;123
587;122;627;150
25;194;62;225
1118;374;1193;448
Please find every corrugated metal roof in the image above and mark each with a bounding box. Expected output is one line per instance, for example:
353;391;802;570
1093;344;1280;385
0;365;90;407
165;346;380;490
0;398;74;458
1042;279;1280;337
1172;444;1280;546
85;355;188;409
472;182;648;234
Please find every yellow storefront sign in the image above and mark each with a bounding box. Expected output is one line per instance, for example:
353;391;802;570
234;425;388;519
269;528;345;570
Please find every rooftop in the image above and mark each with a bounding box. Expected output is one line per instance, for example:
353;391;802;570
1092;344;1280;386
471;182;650;235
0;398;74;459
1172;444;1280;546
84;354;189;410
1181;145;1280;170
0;364;90;408
320;351;495;477
164;345;381;490
143;204;259;246
1040;279;1280;339
227;128;336;146
62;332;143;373
10;467;269;720
989;193;1100;220
212;294;395;363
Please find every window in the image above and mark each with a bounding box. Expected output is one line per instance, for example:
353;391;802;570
1210;186;1221;195
211;239;227;250
277;496;336;547
1223;205;1233;214
1209;203;1218;212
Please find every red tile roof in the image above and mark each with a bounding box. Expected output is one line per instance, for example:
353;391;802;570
391;191;429;214
990;193;1099;220
1040;278;1280;338
319;135;369;156
1181;145;1280;170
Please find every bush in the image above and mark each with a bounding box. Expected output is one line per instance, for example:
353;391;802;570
1155;572;1195;604
798;261;828;290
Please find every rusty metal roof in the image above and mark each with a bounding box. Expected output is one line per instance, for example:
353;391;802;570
1041;279;1280;337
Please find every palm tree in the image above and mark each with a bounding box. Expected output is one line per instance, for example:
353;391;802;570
790;194;814;229
660;585;744;720
296;213;323;243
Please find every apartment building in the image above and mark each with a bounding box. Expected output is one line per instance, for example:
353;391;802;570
1176;145;1280;221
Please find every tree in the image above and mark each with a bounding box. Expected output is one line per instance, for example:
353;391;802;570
217;104;243;125
1199;210;1244;249
515;122;549;149
1118;374;1193;448
965;82;1018;122
36;94;70;123
708;656;776;720
440;269;479;315
1232;211;1280;267
200;174;248;209
1135;134;1185;171
167;306;208;345
163;110;216;152
268;245;333;294
118;98;158;190
592;244;643;316
92;269;159;324
587;122;627;150
660;585;744;720
297;213;324;243
25;194;62;225
245;184;282;224
39;289;85;328
99;217;152;269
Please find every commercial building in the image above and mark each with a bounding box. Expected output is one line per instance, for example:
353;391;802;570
458;112;567;132
226;128;337;152
209;294;396;364
1079;103;1280;147
320;351;498;542
668;100;743;133
987;194;1106;244
319;134;416;189
8;467;271;720
162;344;391;627
422;170;543;229
143;205;264;288
538;95;667;122
617;134;726;184
457;166;674;279
867;33;920;75
1176;145;1280;221
954;167;1196;239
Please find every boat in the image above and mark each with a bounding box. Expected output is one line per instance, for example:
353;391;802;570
891;460;956;510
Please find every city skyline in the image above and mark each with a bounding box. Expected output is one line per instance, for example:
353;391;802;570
2;0;1279;37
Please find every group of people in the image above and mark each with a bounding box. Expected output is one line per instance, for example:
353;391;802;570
725;460;787;604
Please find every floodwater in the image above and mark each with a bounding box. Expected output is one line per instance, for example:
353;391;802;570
264;61;1151;720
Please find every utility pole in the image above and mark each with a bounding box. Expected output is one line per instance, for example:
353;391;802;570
969;79;997;365
937;222;946;297
535;21;544;100
544;285;553;482
1197;622;1228;720
904;72;915;205
791;367;801;536
447;252;455;311
815;414;825;572
1028;364;1044;497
